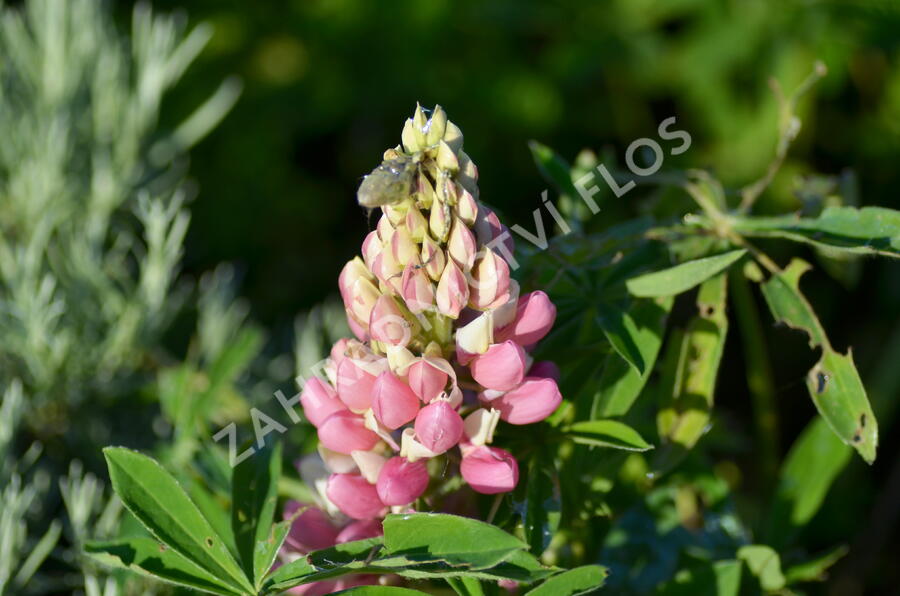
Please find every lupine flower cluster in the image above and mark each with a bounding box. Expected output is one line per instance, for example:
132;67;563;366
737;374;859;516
296;105;562;523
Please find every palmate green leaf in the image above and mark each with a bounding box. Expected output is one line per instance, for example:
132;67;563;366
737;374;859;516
262;520;556;593
732;206;900;258
657;560;741;596
737;545;785;592
625;249;746;297
102;448;253;593
592;297;673;418
262;538;380;593
784;545;848;584
760;259;878;463
528;140;580;199
524;565;608;596
564;420;653;451
231;440;282;586
655;273;728;471
595;304;645;373
85;538;241;596
336;588;433;595
521;453;561;556
766;418;852;548
444;576;487;596
382;513;526;569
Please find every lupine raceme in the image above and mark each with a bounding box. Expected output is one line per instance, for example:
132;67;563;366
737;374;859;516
295;105;561;524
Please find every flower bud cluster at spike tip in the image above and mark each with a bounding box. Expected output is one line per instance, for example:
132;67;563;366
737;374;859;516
297;105;562;524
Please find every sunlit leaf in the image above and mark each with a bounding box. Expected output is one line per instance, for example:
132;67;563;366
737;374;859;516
102;448;253;593
655;273;728;471
737;545;785;591
231;440;282;585
625;249;745;297
565;420;653;451
85;537;242;595
760;259;878;463
733;206;900;258
524;565;608;595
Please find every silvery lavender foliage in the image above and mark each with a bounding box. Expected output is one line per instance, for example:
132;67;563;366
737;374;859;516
0;0;240;414
0;0;238;592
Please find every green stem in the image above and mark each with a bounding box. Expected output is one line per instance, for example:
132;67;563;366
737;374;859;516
729;269;779;491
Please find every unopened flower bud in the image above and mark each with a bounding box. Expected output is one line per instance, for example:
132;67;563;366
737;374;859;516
457;188;479;226
455;311;494;356
460;446;519;494
448;217;477;271
300;377;346;427
468;248;511;310
429;196;451;242
390;225;418;266
326;474;386;520
414;401;464;454
317;411;380;454
369;295;415;347
469;341;526;391
425;105;448;146
405;205;428;243
493;377;562;425
436;140;459;172
420;234;446;281
400;264;435;314
371;371;420;430
376;457;429;506
436;260;469;318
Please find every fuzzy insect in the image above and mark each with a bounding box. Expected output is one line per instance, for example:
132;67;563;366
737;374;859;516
356;155;418;208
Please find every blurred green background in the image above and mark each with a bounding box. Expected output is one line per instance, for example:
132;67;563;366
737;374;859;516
143;0;899;591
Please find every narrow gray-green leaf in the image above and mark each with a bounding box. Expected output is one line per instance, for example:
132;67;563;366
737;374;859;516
85;538;241;596
565;420;653;451
102;447;252;593
625;249;745;297
524;565;608;596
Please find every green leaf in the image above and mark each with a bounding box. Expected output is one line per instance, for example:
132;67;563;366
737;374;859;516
528;140;580;199
85;538;241;596
255;520;291;587
231;440;282;586
738;545;785;591
336;587;433;595
592;297;673;418
625;249;746;297
444;577;487;596
596;304;646;373
658;560;741;596
760;259;878;463
766;418;852;547
521;454;561;556
262;538;381;592
655;273;728;471
102;447;252;593
382;513;527;569
524;565;608;596
732;206;900;258
784;545;848;584
564;420;653;451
